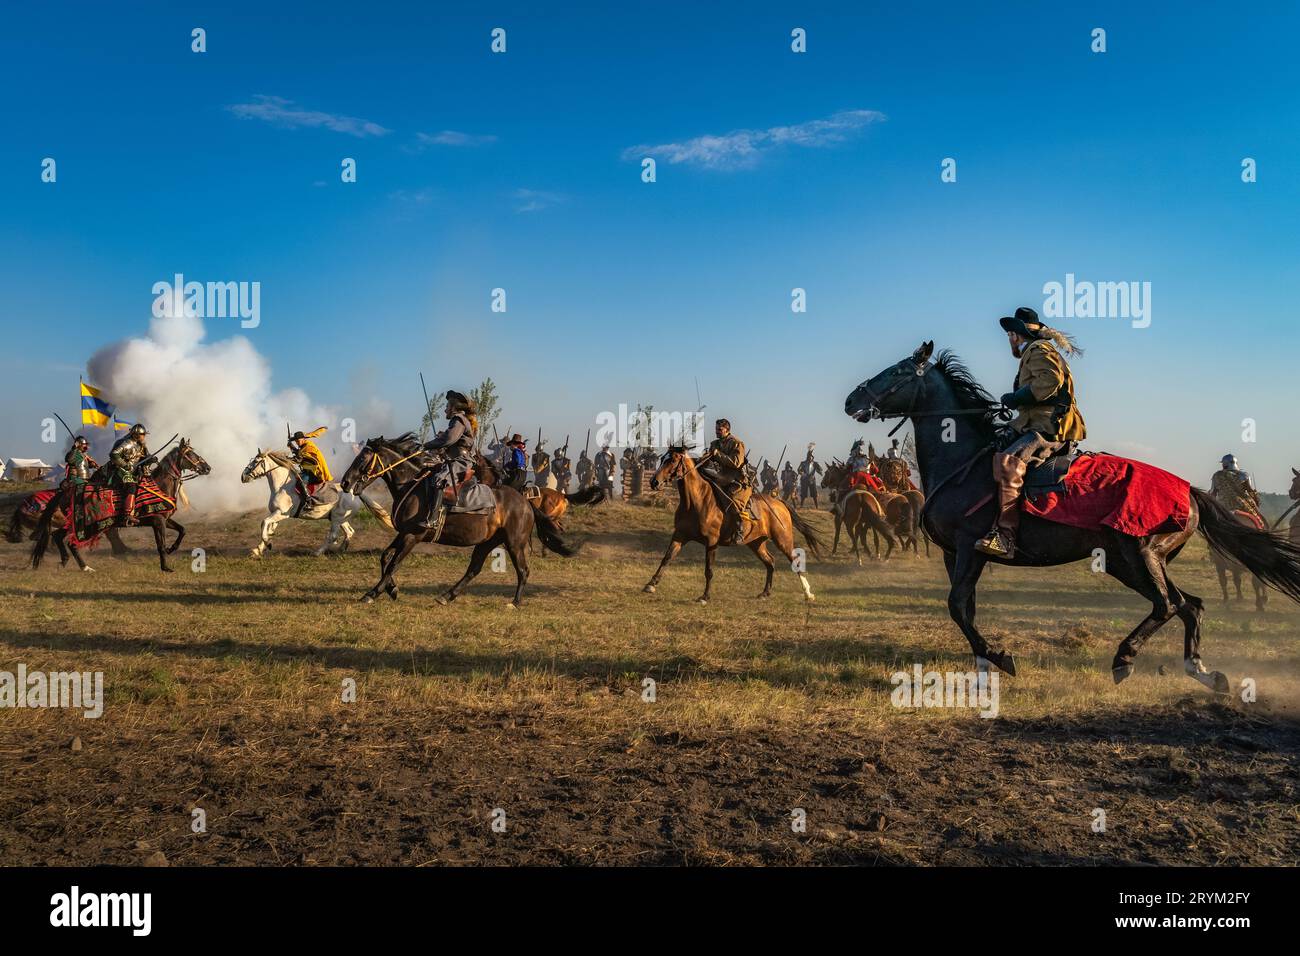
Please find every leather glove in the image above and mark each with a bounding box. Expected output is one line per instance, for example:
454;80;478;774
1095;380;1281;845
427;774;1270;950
999;385;1035;408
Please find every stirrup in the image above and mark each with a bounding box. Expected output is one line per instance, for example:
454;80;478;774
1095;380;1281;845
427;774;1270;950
974;530;1014;558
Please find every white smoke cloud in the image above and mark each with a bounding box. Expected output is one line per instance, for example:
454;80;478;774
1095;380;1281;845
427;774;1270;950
86;311;389;514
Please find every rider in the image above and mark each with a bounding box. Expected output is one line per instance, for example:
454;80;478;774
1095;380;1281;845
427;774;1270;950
109;423;153;526
414;390;479;533
63;435;98;490
975;306;1087;559
532;439;551;486
781;461;798;500
696;418;753;545
760;460;778;494
1210;454;1262;526
502;433;529;491
288;426;331;516
846;439;884;492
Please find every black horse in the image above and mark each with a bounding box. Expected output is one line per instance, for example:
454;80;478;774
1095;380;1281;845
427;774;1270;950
845;342;1300;692
339;434;577;607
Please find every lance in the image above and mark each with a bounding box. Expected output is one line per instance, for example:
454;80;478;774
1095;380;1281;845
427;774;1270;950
583;428;590;457
419;373;435;432
774;443;788;474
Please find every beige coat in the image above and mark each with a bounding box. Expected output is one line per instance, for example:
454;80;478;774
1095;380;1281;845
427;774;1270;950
1011;339;1086;441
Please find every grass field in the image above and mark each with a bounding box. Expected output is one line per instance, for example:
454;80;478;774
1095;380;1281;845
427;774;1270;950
1;491;1297;865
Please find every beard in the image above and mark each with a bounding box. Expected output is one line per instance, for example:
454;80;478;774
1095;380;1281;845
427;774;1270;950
1009;339;1023;358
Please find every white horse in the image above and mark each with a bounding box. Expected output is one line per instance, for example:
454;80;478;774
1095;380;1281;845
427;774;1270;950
240;449;393;557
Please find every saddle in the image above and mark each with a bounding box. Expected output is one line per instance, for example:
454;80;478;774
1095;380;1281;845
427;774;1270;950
441;465;476;503
1023;445;1083;495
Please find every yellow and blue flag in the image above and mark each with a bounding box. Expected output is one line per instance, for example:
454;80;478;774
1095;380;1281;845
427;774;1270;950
80;381;116;428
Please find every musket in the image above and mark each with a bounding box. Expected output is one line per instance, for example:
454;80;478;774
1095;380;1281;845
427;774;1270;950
562;433;570;455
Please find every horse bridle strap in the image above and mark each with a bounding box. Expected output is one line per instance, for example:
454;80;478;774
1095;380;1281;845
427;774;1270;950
864;361;1004;426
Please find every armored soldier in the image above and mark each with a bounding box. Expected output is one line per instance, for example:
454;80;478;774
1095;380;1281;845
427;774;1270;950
798;445;822;508
594;444;616;496
109;423;153;525
62;436;98;489
414;390;479;533
781;462;798;501
976;307;1087;559
884;438;902;460
760;460;778;494
576;449;594;489
697;418;753;544
1210;454;1261;521
552;443;572;493
847;439;870;474
531;440;551;486
288;425;331;516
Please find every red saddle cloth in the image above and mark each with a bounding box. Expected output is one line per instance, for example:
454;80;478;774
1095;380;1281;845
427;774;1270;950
848;471;884;492
1023;454;1191;536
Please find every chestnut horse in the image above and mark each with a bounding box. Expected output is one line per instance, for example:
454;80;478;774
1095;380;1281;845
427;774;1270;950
642;446;822;603
820;460;897;562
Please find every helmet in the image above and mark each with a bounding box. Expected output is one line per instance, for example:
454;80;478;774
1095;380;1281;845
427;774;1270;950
129;423;147;438
73;435;89;448
1221;454;1238;469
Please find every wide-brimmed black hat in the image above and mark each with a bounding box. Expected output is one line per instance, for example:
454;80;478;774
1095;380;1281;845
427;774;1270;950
999;306;1046;339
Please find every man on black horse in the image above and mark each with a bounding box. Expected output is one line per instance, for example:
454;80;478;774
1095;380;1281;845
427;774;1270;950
414;390;479;534
976;306;1087;559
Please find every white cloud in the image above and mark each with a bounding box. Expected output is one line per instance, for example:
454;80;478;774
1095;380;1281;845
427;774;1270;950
414;130;497;148
513;188;565;214
228;95;391;138
624;109;886;170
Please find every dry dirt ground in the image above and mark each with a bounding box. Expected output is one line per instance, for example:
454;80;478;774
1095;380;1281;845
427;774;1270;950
1;489;1297;865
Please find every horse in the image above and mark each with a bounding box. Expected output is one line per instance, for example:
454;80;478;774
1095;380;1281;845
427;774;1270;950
1280;468;1300;546
876;455;929;557
1209;508;1268;611
31;439;212;573
338;434;577;607
642;446;822;603
239;449;394;558
8;491;130;555
471;452;606;553
820;460;897;562
845;342;1300;692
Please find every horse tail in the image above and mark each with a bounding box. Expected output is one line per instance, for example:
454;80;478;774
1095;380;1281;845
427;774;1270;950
533;510;580;557
783;499;823;560
1192;488;1300;602
859;493;897;543
359;491;395;531
30;491;63;569
565;486;607;507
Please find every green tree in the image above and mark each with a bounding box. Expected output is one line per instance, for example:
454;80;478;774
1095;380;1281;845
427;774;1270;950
469;377;501;450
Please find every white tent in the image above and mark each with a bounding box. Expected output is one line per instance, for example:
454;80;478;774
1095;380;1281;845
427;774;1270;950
3;458;55;481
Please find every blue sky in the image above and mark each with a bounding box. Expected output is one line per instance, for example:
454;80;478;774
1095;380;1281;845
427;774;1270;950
3;1;1298;489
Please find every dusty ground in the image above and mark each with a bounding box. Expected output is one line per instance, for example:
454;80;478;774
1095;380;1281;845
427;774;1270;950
1;489;1297;865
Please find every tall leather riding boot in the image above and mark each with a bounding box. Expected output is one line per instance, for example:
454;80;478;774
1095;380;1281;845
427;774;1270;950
975;453;1027;558
122;491;138;526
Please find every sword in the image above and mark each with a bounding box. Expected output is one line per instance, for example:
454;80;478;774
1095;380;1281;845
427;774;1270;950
1271;500;1300;530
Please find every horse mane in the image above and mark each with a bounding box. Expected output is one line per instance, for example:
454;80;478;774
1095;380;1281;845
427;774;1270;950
932;350;1002;437
376;432;421;453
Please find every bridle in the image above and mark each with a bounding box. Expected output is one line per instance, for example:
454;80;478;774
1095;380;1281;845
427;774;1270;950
857;359;1007;436
357;442;425;487
159;444;209;482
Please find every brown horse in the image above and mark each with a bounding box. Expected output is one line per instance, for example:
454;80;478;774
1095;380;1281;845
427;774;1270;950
8;491;130;555
339;435;577;607
31;439;211;572
876;455;929;556
472;452;606;553
820;461;897;562
642;447;822;603
1212;509;1269;611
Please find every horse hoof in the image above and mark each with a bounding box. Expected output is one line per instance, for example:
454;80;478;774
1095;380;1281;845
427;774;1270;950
1212;671;1230;695
360;594;375;605
696;597;709;605
82;566;95;573
804;593;815;602
643;585;656;594
1112;664;1135;685
506;602;518;610
435;595;450;606
161;567;174;574
387;590;398;602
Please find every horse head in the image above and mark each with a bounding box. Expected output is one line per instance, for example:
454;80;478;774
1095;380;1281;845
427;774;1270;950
240;448;278;483
176;438;211;476
650;444;694;490
844;341;934;422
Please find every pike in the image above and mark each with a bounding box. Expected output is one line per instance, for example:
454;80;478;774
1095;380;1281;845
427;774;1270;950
774;443;788;474
419;373;435;438
583;428;590;458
